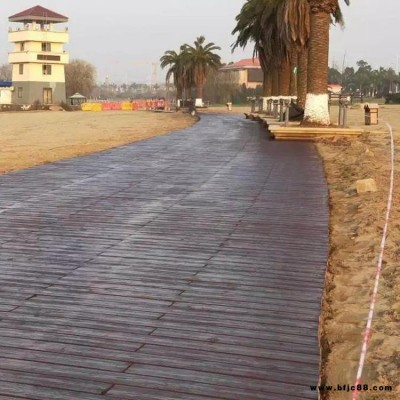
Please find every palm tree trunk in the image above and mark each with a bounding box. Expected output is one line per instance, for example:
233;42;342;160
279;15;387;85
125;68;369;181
259;50;272;97
297;47;308;109
194;71;205;107
272;67;279;96
263;70;272;97
177;84;183;101
196;84;204;99
279;58;290;96
289;49;298;97
303;8;331;125
195;83;204;107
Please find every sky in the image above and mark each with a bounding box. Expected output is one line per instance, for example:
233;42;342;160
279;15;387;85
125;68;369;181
1;0;398;83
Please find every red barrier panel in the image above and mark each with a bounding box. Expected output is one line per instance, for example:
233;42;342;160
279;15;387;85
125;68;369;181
111;102;122;110
102;102;112;111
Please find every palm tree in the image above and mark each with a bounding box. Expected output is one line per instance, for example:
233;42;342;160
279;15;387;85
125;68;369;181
160;48;186;101
233;0;308;100
276;0;311;107
304;0;350;125
233;0;348;117
185;36;221;106
178;45;195;101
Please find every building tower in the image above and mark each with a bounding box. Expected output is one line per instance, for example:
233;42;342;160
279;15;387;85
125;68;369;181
8;5;69;105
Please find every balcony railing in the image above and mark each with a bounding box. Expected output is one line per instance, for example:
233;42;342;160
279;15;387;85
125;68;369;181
8;29;69;44
9;26;68;33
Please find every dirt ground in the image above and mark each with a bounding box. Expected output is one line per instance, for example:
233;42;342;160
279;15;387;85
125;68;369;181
317;104;400;399
0;110;195;174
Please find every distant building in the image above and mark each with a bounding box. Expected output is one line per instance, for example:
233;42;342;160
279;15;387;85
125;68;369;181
8;5;69;105
219;59;263;89
0;81;13;105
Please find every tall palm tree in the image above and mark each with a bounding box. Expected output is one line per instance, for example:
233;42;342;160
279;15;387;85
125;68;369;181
179;45;195;100
185;36;221;106
276;0;311;107
304;0;350;125
160;49;186;101
233;0;309;100
160;45;196;104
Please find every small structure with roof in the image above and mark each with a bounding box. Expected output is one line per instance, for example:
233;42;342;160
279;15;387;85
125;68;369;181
8;5;69;105
68;93;87;106
218;59;263;89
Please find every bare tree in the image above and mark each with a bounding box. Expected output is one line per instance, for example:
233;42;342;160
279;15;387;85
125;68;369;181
0;64;12;81
65;59;97;98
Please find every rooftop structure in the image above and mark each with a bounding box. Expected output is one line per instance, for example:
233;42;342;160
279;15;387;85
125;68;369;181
9;5;68;24
219;58;261;71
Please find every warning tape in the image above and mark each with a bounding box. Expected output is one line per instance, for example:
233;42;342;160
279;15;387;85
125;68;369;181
352;121;395;400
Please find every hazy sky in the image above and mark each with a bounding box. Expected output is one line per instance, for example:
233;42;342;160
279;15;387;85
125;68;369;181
1;1;398;83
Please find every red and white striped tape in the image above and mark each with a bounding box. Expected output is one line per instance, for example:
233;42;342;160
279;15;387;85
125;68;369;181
352;121;395;400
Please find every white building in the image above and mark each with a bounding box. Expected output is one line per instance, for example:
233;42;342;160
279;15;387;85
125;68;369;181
8;5;69;105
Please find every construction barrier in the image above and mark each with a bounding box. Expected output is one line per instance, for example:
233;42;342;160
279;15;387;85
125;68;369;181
111;102;122;111
92;103;103;112
121;102;132;111
81;102;94;111
101;102;112;111
81;100;171;112
81;102;103;112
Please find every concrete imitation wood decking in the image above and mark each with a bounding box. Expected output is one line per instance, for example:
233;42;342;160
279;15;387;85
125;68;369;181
0;114;328;400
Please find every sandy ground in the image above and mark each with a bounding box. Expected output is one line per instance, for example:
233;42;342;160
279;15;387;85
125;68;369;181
0;110;195;174
317;105;400;399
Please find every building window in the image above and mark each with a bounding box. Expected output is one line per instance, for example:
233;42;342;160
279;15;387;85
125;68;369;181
37;55;61;62
18;87;23;98
41;42;51;52
19;64;24;75
42;64;52;75
20;42;25;51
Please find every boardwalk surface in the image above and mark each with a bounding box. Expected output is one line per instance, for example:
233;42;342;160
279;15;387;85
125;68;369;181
0;114;328;400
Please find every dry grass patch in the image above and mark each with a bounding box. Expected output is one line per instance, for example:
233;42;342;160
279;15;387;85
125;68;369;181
0;110;196;173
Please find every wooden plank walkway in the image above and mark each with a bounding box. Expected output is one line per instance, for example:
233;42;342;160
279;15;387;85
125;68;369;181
0;114;328;400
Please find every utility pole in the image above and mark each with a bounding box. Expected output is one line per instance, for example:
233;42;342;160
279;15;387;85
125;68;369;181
341;52;347;86
152;63;159;90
